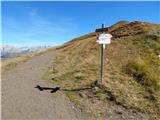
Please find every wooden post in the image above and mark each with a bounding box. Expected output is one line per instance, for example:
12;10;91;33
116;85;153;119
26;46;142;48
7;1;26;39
100;24;104;84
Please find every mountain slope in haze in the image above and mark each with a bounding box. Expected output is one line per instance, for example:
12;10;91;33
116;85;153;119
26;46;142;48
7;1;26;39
48;21;160;119
0;45;50;58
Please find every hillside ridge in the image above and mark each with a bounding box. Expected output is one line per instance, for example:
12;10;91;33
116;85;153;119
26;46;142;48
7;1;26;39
50;20;160;119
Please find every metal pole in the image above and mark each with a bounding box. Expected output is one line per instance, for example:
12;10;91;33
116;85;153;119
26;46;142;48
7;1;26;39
100;24;104;84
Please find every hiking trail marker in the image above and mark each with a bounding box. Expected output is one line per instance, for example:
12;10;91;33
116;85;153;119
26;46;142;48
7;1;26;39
97;33;112;49
96;24;112;84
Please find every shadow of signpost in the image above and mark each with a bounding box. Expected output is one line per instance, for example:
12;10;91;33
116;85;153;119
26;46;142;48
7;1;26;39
35;85;92;93
35;85;60;93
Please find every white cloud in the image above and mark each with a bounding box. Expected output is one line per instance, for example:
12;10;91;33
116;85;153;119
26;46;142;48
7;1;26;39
2;7;78;47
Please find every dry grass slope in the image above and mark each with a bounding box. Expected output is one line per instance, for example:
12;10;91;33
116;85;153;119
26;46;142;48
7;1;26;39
46;21;160;119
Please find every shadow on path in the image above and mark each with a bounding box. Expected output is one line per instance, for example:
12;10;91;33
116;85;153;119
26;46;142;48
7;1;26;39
35;85;92;93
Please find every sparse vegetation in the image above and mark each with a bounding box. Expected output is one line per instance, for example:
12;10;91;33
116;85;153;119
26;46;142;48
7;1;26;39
2;62;18;71
42;68;54;83
1;47;57;72
66;91;85;109
110;20;129;30
1;55;33;72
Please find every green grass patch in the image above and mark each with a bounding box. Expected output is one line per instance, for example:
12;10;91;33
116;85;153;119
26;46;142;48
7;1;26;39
95;88;107;101
3;62;18;71
42;68;54;82
66;91;85;109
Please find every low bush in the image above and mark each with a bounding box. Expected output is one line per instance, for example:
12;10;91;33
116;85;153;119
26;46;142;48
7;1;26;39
124;59;160;91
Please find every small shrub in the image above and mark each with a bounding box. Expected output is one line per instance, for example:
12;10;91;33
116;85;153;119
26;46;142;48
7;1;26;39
125;60;148;84
124;59;160;91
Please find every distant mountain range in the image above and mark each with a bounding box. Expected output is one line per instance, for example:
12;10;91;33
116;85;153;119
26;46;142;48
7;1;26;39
0;45;50;58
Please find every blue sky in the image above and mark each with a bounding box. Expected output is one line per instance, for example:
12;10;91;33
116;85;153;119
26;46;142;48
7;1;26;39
1;1;160;47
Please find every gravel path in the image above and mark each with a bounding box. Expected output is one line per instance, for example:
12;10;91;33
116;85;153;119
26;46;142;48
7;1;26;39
1;49;84;120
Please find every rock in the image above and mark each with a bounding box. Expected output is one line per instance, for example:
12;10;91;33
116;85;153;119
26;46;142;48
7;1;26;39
94;86;99;91
130;115;134;119
72;106;75;109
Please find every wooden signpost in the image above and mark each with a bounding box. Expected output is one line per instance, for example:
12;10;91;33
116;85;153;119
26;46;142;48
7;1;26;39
96;24;112;84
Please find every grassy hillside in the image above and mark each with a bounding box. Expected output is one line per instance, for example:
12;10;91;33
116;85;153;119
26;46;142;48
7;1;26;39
47;21;160;119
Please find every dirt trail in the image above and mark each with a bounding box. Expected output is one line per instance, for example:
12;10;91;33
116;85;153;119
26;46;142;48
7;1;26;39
1;49;84;120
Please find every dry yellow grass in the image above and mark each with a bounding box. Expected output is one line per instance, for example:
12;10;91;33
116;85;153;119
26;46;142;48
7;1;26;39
44;21;160;118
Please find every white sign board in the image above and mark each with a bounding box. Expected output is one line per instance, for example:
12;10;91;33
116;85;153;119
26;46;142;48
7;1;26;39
97;33;112;44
